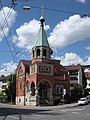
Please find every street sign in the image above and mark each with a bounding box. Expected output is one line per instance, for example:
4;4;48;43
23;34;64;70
63;89;66;95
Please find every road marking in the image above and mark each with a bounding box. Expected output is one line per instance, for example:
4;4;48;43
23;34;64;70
72;112;80;114
7;115;19;120
23;114;46;119
86;113;90;116
61;107;85;112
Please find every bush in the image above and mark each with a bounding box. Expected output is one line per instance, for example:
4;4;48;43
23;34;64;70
54;99;60;105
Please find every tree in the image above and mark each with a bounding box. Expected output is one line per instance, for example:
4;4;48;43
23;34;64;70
4;74;16;104
71;83;83;101
82;67;87;89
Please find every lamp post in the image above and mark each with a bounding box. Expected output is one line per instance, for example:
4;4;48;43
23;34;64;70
10;73;13;104
63;88;66;105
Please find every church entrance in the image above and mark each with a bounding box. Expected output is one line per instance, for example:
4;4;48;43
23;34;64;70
39;81;50;105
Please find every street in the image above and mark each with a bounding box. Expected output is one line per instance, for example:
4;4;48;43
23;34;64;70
0;103;90;120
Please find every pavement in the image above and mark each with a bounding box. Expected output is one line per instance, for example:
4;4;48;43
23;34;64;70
36;102;78;110
0;102;78;109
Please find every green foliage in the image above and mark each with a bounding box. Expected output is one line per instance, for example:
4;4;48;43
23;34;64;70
4;73;16;104
82;66;87;89
71;83;83;101
0;92;4;96
84;89;89;96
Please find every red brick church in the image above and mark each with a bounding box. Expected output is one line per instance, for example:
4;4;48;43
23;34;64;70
16;16;70;106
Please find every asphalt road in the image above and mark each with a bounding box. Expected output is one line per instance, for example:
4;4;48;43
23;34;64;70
0;103;90;120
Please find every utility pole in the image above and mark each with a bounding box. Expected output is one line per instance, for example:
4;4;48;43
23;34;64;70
11;73;13;104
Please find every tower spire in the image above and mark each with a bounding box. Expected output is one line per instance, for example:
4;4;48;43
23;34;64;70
41;0;44;16
32;1;53;59
40;3;45;27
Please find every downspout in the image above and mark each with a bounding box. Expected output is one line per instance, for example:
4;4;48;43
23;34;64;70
24;73;26;106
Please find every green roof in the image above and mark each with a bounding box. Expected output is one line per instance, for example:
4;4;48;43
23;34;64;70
34;16;50;47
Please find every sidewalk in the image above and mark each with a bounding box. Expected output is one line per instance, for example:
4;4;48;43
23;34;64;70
0;102;78;110
36;102;78;110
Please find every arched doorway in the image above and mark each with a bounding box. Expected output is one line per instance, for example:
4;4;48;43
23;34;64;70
39;81;50;104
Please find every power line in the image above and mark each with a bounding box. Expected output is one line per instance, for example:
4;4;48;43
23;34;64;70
0;50;20;53
0;22;17;63
31;5;82;15
1;4;15;29
10;1;88;15
0;1;18;62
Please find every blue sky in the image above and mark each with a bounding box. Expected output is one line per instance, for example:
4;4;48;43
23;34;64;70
0;0;90;76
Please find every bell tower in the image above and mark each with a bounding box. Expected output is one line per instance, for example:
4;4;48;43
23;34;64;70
32;15;53;59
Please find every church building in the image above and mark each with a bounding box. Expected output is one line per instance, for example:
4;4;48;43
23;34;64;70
16;15;70;106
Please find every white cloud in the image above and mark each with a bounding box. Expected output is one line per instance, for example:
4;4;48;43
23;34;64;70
59;52;83;66
75;0;87;3
0;7;17;41
53;52;90;66
14;19;50;51
85;46;90;50
83;57;90;65
48;14;90;48
0;61;17;76
13;14;90;52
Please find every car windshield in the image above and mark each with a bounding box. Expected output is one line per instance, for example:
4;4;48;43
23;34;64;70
80;98;86;101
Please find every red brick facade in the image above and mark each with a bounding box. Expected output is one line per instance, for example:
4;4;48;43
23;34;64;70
16;58;70;106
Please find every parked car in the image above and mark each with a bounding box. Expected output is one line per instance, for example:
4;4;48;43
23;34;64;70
86;95;90;103
78;97;88;105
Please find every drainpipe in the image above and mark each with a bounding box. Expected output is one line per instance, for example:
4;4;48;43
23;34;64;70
24;73;26;106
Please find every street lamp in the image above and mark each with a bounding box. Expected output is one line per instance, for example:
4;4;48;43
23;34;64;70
23;6;31;10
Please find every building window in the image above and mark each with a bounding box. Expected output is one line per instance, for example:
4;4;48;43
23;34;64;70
70;77;78;81
31;66;35;73
53;69;57;75
69;70;78;75
19;99;21;103
18;79;22;91
25;66;30;73
43;49;47;58
18;67;23;76
33;50;34;58
45;67;49;72
26;80;30;92
36;49;40;57
71;84;73;87
40;66;44;71
2;80;7;83
55;85;60;94
55;85;64;94
60;85;63;94
2;85;6;89
31;82;35;96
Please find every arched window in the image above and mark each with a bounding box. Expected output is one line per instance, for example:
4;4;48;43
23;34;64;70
18;79;22;91
32;50;34;58
53;69;57;75
18;67;23;76
55;84;60;94
43;49;47;58
36;49;40;57
60;85;64;94
31;82;35;96
26;80;30;92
